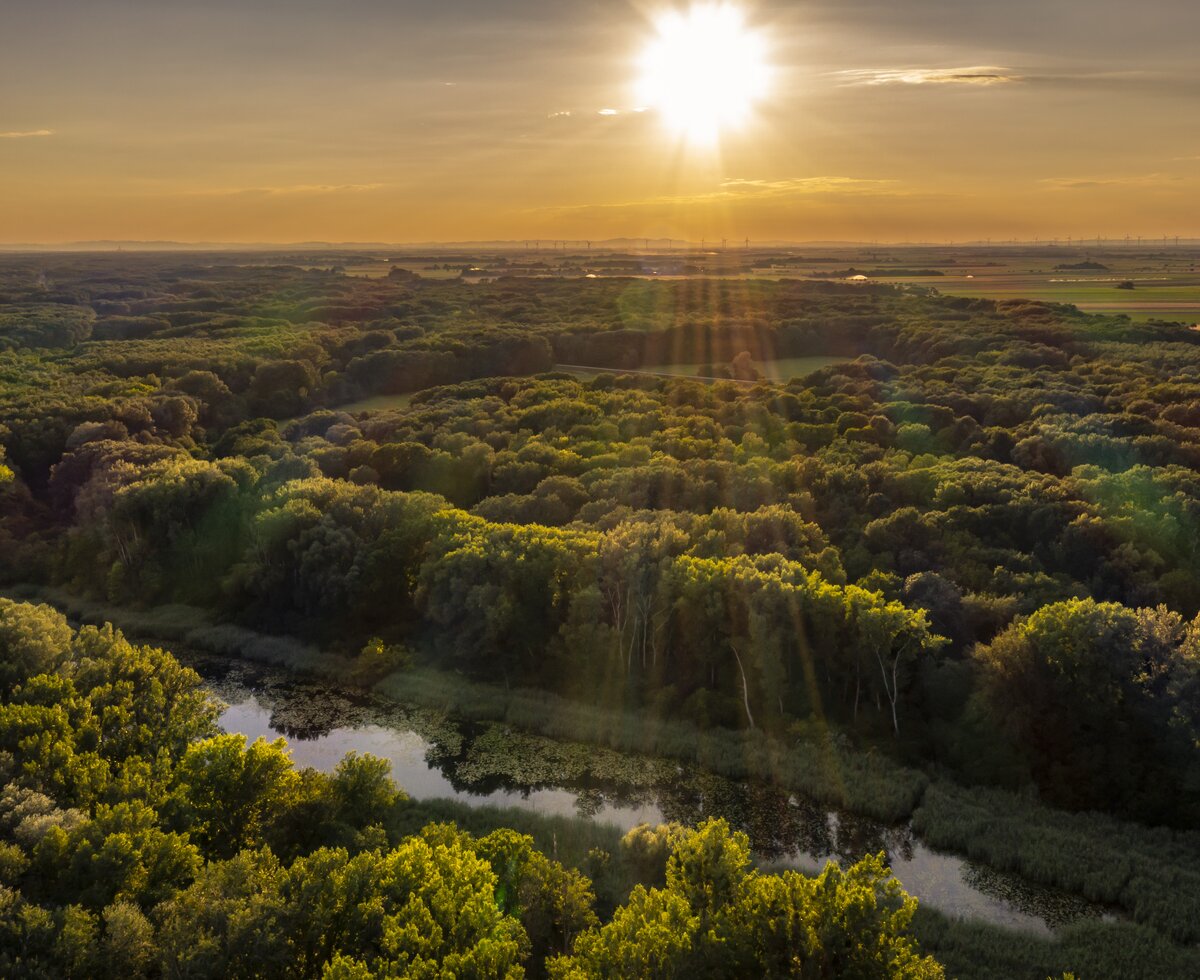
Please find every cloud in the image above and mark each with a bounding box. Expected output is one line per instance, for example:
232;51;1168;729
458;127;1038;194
0;129;55;138
718;176;899;196
526;176;906;217
836;67;1164;91
836;67;1020;87
547;107;649;120
1039;173;1181;190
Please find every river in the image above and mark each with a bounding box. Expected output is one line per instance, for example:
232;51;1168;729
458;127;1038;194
192;649;1112;937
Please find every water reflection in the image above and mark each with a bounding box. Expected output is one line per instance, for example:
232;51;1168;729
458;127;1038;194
187;650;1112;936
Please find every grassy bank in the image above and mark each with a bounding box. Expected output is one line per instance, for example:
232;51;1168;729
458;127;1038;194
5;583;339;674
912;907;1200;980
373;667;927;823
914;782;1200;944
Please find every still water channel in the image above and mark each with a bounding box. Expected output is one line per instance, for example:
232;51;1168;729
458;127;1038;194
189;650;1112;937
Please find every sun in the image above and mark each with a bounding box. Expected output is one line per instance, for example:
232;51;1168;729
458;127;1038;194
636;4;770;147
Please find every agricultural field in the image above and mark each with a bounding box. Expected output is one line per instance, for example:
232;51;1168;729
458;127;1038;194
864;253;1200;324
556;354;844;383
294;243;1200;326
333;391;416;413
735;245;1200;324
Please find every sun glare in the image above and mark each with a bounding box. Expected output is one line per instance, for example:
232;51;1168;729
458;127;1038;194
636;4;770;147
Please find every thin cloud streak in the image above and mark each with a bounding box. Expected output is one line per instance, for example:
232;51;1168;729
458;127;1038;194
547;107;649;119
836;67;1021;87
835;67;1161;89
527;176;907;216
1040;173;1182;190
719;177;899;195
0;129;55;138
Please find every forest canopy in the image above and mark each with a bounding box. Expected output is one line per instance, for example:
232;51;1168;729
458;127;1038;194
1;254;1199;976
2;256;1196;825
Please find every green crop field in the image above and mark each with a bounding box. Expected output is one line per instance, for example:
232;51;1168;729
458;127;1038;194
558;355;844;383
786;248;1200;324
918;275;1200;323
335;391;416;413
649;354;844;380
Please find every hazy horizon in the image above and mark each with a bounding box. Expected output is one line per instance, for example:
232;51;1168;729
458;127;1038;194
2;236;1198;253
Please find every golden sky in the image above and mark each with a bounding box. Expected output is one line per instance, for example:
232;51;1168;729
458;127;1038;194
2;0;1198;244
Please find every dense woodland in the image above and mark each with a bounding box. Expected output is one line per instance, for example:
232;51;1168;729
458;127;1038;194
1;254;1199;975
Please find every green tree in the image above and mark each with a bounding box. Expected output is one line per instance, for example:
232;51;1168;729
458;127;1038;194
32;800;200;909
170;734;301;858
0;600;73;691
974;598;1200;818
550;819;942;979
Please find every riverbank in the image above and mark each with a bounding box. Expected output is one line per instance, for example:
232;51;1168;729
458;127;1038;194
7;583;926;822
7;583;1199;958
